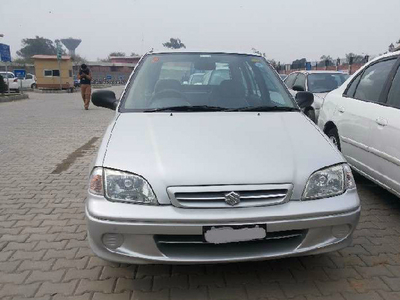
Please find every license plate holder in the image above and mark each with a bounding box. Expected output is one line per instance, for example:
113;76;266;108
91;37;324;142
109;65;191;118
203;224;267;244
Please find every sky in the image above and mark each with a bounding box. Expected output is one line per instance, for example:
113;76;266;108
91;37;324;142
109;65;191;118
1;0;400;63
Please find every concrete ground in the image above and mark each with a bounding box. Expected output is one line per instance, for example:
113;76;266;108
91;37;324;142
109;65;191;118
1;86;400;300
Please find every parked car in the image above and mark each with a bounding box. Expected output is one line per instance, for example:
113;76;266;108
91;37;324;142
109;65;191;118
73;76;80;87
19;73;37;89
0;71;20;92
285;71;348;122
188;72;205;85
319;51;400;198
279;74;287;81
86;51;360;264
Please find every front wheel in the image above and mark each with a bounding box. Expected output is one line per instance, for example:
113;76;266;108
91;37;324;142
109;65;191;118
31;83;37;89
327;127;341;151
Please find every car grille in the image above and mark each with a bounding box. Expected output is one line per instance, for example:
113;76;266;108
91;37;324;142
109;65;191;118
154;229;307;260
167;184;292;208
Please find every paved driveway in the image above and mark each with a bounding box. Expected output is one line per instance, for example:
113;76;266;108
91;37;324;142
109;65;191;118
1;87;400;300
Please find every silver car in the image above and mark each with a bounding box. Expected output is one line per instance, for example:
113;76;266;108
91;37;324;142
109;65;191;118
86;51;360;264
285;71;349;123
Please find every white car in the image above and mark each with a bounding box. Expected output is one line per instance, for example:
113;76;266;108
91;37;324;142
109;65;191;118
0;71;20;92
21;73;37;89
285;71;349;122
319;51;400;198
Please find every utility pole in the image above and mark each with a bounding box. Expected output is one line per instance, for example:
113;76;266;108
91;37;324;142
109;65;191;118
56;40;62;90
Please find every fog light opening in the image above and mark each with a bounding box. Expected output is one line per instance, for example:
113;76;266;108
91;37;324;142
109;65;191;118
102;233;124;249
331;224;351;239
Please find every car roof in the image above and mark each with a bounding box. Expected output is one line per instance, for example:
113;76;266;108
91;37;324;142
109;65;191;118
148;49;263;57
291;70;348;75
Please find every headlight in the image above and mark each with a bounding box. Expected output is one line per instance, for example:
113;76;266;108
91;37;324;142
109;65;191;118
302;164;355;200
88;167;158;205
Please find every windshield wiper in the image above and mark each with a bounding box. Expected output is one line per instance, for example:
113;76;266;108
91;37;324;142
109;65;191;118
143;105;228;112
228;106;300;112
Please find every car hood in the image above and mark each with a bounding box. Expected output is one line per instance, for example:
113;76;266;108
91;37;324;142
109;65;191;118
103;112;343;203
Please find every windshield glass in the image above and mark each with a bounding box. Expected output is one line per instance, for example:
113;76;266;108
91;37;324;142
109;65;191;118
122;53;295;111
307;73;348;93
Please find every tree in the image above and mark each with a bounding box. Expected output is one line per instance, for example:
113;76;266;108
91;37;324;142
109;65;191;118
71;54;88;64
389;43;395;53
130;52;140;57
98;52;126;62
320;55;334;66
109;52;126;57
291;58;307;69
345;53;364;64
16;36;65;61
0;74;7;94
251;48;266;57
162;38;186;49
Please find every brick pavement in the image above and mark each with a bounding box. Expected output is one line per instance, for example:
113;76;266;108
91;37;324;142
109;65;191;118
1;87;400;300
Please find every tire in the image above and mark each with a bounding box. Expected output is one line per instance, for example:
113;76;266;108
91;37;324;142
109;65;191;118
326;127;341;151
31;83;37;89
304;108;316;123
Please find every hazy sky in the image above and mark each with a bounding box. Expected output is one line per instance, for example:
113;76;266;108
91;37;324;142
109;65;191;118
1;0;399;63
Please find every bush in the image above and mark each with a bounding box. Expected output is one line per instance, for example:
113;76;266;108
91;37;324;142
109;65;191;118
0;74;8;93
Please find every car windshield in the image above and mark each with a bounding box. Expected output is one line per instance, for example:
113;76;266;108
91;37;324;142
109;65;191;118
122;53;296;111
307;73;348;93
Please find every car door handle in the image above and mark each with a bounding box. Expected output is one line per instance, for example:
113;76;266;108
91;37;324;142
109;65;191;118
338;106;345;113
376;117;388;127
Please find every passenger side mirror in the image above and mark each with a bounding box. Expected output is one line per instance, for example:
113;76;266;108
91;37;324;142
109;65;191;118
292;85;305;92
91;90;118;110
295;91;314;108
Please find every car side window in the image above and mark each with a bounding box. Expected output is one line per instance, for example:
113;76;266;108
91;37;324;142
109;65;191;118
387;65;400;109
344;72;362;98
293;74;306;90
285;73;297;89
26;74;32;79
354;59;397;103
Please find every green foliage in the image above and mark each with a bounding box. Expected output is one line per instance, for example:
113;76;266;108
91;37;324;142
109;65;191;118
71;54;88;63
16;36;66;61
345;53;364;64
0;74;7;93
162;38;186;49
319;55;334;67
251;48;266;57
109;52;126;57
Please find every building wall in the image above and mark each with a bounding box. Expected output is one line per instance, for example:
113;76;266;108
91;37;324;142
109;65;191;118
34;59;73;88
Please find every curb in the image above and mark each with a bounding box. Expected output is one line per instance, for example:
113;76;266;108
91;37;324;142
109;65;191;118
0;93;29;103
32;89;76;94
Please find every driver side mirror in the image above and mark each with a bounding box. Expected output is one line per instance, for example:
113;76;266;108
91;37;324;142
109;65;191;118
292;85;305;92
91;90;118;110
295;91;314;109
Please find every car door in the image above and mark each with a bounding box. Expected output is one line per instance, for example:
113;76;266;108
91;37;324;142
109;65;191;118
292;73;306;92
284;73;298;93
23;74;34;88
336;57;398;176
366;56;400;195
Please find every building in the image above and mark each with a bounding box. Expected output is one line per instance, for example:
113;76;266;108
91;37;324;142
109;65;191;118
109;56;141;64
32;55;73;89
79;57;141;82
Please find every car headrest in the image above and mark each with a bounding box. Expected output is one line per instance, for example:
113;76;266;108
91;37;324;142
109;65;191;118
214;80;245;98
154;79;181;94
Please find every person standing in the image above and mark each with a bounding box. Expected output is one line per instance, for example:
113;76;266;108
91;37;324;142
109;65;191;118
78;64;92;110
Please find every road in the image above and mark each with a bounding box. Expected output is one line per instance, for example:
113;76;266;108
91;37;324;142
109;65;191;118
1;87;400;300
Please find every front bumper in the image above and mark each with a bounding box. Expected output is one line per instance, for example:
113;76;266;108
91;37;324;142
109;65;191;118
85;189;360;264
